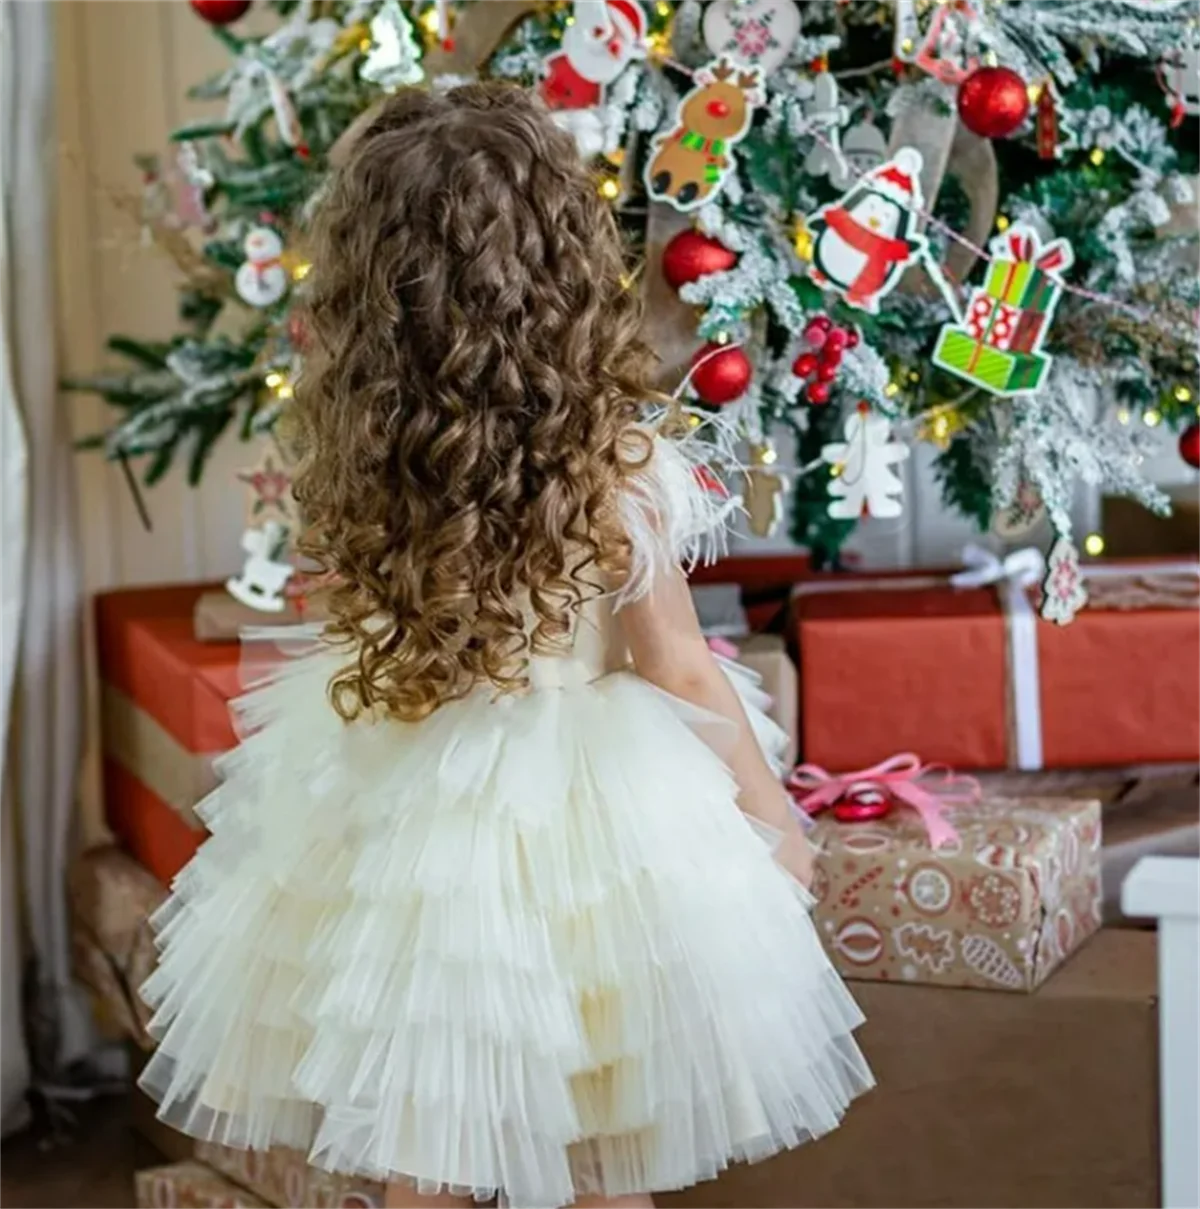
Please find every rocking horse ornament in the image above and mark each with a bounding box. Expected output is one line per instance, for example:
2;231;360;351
644;57;764;211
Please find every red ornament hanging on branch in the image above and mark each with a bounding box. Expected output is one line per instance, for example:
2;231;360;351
957;66;1030;140
1179;422;1200;469
690;343;751;406
189;0;252;25
661;229;738;291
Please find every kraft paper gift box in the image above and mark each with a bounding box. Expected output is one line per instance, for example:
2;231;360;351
660;928;1159;1209
806;795;1102;991
70;845;167;1049
792;559;1200;772
197;1144;384;1209
136;1162;268;1209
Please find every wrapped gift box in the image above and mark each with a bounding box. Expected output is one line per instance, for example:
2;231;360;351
793;563;1200;771
136;1162;268;1208
932;326;1047;394
661;928;1158;1209
70;845;167;1049
807;796;1101;991
689;553;812;633
97;585;242;884
197;1144;384;1209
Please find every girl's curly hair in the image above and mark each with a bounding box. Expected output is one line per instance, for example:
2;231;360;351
290;83;657;723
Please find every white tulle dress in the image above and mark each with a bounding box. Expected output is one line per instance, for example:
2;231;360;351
138;434;874;1208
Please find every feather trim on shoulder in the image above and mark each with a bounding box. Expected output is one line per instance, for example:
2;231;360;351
614;409;743;608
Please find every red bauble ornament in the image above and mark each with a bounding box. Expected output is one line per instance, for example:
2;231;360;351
824;328;849;354
690;344;751;405
806;382;831;404
792;352;818;378
816;362;839;383
957;66;1030;140
189;0;252;23
832;788;892;824
661;230;738;291
1180;422;1200;469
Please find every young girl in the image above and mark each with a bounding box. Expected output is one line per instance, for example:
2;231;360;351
139;83;872;1209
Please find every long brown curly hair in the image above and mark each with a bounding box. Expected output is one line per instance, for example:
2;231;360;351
290;83;656;723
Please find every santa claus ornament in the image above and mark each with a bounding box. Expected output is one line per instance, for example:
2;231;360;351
645;57;764;212
805;147;927;313
539;0;647;159
235;227;289;308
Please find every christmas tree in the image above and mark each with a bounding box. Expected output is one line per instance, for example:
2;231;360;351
70;0;1199;570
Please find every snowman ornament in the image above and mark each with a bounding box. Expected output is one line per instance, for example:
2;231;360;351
821;406;909;520
235;227;289;308
806;146;927;313
538;0;647;158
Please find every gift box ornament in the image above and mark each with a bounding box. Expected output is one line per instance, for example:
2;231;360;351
804;794;1102;991
932;223;1074;397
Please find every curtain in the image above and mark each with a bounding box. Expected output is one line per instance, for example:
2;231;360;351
1;0;92;1137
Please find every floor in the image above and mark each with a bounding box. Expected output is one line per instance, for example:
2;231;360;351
1;1094;140;1209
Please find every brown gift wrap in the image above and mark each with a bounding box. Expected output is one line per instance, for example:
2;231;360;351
136;1163;268;1208
808;796;1101;990
661;928;1159;1209
793;562;1200;771
197;1144;384;1209
70;845;167;1048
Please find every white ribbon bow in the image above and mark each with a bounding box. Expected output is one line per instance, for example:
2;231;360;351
950;543;1045;591
951;543;1045;770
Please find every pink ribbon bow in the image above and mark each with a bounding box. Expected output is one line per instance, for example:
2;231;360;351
1006;229;1073;275
787;753;981;850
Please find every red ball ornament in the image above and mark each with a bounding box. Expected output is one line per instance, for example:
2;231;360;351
845;328;860;349
1180;422;1200;469
189;0;252;23
792;352;818;378
661;230;738;291
824;328;849;354
806;382;831;405
690;344;751;405
816;362;839;383
957;66;1030;140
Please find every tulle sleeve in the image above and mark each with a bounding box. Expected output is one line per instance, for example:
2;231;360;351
614;430;739;607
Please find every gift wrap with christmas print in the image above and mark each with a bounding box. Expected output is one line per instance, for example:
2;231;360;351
806;795;1101;991
136;1162;268;1209
791;560;1200;772
932;326;1048;393
196;1143;383;1209
69;846;166;1049
96;586;242;884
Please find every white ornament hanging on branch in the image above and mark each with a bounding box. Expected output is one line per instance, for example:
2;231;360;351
235;227;289;308
821;405;910;520
361;0;424;90
702;0;801;78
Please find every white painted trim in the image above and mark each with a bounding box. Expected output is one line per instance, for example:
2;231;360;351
1123;857;1200;1209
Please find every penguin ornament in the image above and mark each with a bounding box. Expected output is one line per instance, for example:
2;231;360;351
806;147;927;313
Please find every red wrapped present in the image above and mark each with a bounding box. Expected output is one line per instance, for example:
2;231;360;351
792;555;1199;772
96;585;242;884
689;553;812;632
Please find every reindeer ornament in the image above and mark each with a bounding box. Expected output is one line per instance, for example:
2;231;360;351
645;57;763;211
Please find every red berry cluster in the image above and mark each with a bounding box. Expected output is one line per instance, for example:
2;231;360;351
791;316;859;404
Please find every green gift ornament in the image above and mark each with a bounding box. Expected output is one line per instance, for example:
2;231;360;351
932;223;1074;397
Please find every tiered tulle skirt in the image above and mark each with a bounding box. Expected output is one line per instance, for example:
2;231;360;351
139;643;873;1208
